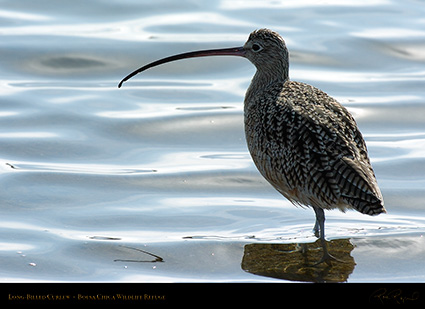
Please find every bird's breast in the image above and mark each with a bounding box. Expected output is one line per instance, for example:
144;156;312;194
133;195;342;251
243;89;296;201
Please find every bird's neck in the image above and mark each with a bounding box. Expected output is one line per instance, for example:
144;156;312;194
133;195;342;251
245;69;289;106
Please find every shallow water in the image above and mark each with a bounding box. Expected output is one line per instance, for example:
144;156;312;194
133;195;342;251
1;0;425;282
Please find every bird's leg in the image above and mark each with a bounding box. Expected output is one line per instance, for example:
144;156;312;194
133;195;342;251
312;207;339;266
313;217;320;238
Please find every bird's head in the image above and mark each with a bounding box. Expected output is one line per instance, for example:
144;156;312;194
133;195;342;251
243;29;289;78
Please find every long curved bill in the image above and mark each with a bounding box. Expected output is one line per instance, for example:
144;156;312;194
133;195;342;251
118;46;246;88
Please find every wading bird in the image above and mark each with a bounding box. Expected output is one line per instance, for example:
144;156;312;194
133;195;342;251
118;29;385;265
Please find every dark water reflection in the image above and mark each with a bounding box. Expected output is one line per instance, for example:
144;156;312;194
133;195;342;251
242;239;355;282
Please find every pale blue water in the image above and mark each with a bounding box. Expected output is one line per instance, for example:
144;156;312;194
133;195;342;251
1;0;425;282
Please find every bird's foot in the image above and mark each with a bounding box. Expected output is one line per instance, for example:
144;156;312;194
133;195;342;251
312;252;345;267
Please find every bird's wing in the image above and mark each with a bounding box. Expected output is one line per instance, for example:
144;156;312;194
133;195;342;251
274;81;384;214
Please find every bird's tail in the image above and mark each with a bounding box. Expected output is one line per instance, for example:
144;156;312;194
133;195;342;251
336;157;386;216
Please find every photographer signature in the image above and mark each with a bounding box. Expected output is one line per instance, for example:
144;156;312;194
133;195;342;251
370;288;420;304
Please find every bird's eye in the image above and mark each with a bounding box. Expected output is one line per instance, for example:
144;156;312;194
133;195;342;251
252;43;263;52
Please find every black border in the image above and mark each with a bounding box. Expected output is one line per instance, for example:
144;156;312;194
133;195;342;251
2;283;424;306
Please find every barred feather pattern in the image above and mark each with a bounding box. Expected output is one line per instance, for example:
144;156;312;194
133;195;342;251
244;80;385;215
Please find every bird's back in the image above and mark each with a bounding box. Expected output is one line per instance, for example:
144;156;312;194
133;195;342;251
244;80;385;215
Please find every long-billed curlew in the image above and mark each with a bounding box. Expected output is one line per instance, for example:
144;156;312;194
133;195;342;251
118;29;386;265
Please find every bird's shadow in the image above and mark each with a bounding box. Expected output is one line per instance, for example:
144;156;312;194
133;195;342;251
241;239;356;282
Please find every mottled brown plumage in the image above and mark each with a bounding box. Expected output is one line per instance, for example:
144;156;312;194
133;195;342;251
119;28;385;265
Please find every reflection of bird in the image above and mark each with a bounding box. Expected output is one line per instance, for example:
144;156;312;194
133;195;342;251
242;240;356;282
119;28;386;265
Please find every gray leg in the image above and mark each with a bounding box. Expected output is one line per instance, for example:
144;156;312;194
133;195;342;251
312;207;338;266
313;207;325;240
313;216;320;238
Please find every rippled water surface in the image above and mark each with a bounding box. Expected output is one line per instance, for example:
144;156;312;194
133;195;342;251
1;0;425;282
